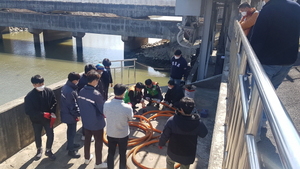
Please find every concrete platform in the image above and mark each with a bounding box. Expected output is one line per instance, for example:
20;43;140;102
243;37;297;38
0;86;219;169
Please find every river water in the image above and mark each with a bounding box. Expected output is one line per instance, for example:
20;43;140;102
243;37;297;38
0;31;170;106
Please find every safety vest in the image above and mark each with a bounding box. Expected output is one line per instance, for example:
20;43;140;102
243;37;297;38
123;85;135;103
146;82;159;96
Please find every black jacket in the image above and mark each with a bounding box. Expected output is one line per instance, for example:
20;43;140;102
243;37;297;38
159;113;208;165
164;85;184;107
24;87;57;122
60;81;80;124
170;56;187;79
250;0;300;65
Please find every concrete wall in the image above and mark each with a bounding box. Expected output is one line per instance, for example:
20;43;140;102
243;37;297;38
0;1;175;18
0;80;65;163
0;12;179;40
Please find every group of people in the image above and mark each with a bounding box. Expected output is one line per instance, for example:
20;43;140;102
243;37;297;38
238;0;300;141
24;50;209;169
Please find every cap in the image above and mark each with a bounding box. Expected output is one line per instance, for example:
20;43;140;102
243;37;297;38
96;63;105;70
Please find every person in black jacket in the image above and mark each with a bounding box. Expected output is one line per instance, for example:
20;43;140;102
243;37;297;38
60;72;81;158
170;50;187;85
164;80;184;108
250;0;300;89
102;58;113;100
159;97;208;169
24;75;57;161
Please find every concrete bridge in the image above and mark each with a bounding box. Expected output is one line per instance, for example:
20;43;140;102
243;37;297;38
0;0;176;18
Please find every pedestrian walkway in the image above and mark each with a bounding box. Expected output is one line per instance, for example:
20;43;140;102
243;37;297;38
0;86;219;169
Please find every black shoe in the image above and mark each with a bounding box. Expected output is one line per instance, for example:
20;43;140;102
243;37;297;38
34;148;43;160
45;150;56;161
68;150;81;158
156;103;160;108
147;102;152;106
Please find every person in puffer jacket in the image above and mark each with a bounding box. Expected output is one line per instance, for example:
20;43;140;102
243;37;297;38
159;97;208;169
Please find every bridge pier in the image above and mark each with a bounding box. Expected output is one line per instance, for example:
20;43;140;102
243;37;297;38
28;29;43;57
0;26;6;40
122;36;148;56
72;32;85;62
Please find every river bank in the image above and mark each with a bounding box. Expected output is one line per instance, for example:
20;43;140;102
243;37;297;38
125;39;197;71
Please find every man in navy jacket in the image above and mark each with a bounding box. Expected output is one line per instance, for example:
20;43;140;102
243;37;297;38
159;97;208;168
78;70;107;169
170;50;187;85
60;72;81;158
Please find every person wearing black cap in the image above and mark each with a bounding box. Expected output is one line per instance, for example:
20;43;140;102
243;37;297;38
123;82;145;111
60;72;81;158
170;50;187;85
164;80;184;108
144;79;163;107
159;97;208;169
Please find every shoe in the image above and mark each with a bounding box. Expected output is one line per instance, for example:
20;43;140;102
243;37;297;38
84;154;93;164
94;162;107;168
34;148;43;160
147;102;152;106
156;103;160;108
81;135;85;141
45;150;56;161
91;136;95;142
68;150;81;158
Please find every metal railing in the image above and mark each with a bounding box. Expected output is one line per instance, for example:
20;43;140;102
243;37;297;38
223;21;300;169
102;58;137;86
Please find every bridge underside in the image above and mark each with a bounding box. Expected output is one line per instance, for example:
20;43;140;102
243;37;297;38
0;11;179;40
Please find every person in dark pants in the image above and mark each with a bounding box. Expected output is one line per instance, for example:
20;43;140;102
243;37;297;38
123;82;145;111
102;58;113;100
77;64;96;141
24;75;57;161
164;80;184;108
60;72;81;158
159;97;208;169
104;84;133;169
144;79;163;107
78;70;107;169
170;50;187;85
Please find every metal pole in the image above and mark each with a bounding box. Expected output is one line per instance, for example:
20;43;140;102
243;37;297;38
197;0;213;80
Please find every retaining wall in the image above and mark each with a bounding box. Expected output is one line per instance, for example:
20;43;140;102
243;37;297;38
0;80;66;163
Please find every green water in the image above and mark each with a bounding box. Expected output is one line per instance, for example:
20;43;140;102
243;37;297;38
0;31;169;106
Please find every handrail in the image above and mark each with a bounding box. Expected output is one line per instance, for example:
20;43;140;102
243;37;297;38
223;20;300;169
101;58;137;86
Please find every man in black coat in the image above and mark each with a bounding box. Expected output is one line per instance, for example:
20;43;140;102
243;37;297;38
250;0;300;89
60;72;81;158
24;75;57;161
164;80;184;108
159;97;208;168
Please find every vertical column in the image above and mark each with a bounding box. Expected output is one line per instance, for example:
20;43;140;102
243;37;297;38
197;0;214;80
121;36;148;57
72;32;85;62
28;28;43;57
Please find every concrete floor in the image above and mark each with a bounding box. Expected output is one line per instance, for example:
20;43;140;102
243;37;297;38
0;86;219;169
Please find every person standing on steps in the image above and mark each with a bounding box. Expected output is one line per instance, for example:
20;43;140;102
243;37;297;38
170;50;187;85
24;75;57;161
104;84;134;169
60;72;81;158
